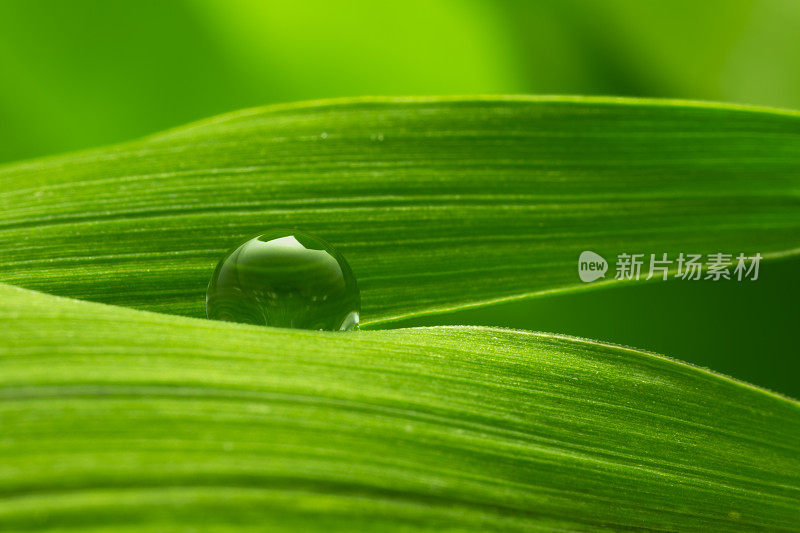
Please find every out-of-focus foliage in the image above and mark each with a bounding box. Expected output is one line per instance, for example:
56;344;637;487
0;0;515;162
2;0;800;163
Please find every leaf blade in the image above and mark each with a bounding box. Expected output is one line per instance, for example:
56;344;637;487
1;96;799;324
1;283;799;531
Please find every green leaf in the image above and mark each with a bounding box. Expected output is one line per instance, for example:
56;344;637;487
2;97;800;530
1;282;798;531
1;97;799;326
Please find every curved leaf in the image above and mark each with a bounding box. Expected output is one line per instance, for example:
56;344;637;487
1;97;799;325
0;283;798;531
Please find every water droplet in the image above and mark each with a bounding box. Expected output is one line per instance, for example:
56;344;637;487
207;230;360;330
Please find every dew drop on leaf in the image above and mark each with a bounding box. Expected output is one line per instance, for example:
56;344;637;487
206;230;360;331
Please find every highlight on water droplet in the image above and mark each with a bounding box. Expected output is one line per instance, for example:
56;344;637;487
206;230;360;331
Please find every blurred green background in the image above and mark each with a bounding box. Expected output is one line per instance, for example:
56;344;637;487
1;0;797;396
3;0;800;163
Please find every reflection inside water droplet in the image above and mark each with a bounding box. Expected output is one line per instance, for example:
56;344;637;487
206;230;360;331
